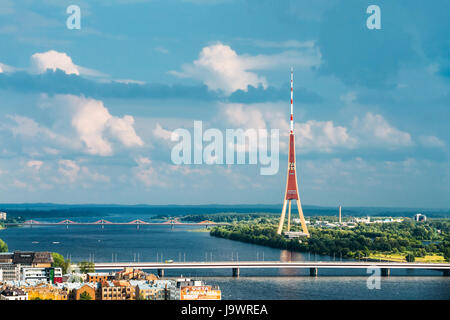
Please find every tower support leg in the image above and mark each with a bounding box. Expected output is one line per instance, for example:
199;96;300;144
296;199;309;237
277;200;288;235
157;269;164;278
232;268;240;277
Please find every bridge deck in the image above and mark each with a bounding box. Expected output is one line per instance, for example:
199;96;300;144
80;261;450;271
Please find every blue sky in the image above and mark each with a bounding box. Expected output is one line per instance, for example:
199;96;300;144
0;0;449;207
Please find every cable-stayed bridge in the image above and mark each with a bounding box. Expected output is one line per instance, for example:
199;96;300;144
4;219;226;228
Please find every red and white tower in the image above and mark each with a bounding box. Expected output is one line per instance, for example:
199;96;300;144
277;68;310;237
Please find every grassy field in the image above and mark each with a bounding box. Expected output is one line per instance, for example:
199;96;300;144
368;253;446;263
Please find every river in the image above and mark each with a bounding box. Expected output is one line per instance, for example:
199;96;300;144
1;221;449;299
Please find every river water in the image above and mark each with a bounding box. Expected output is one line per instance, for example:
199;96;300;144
1;221;449;299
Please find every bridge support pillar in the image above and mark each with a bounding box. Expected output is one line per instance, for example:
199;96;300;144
157;269;164;278
381;268;390;277
232;268;240;277
442;269;449;276
309;268;318;277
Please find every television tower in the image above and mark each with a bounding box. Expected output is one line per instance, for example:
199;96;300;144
277;68;309;237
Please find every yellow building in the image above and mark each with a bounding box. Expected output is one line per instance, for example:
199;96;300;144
115;267;159;281
136;283;166;300
101;280;135;300
25;283;68;300
180;286;221;300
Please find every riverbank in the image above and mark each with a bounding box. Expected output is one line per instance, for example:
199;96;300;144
210;220;450;262
367;253;446;263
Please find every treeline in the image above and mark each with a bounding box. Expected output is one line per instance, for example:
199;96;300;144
210;220;450;261
162;213;275;223
0;216;25;226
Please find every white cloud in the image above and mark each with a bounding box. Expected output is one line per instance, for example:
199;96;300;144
134;157;164;187
170;42;321;95
8;115;41;137
57;159;109;184
223;104;267;130
222;103;355;153
221;104;416;153
153;123;174;141
71;98;114;155
353;113;413;147
31;50;80;75
6;115;76;148
30;50;105;77
419;135;445;148
67;95;143;156
296;120;356;153
108;115;144;147
0;62;15;73
58;159;80;182
5;95;143;157
27;160;43;171
80;167;110;183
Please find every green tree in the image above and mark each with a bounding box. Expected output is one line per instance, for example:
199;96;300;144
444;247;450;262
406;253;415;262
79;291;92;300
78;261;95;274
0;239;7;252
52;252;70;274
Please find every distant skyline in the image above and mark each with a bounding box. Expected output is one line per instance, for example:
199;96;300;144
0;1;449;208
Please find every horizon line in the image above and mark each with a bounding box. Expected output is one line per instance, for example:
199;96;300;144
0;202;449;211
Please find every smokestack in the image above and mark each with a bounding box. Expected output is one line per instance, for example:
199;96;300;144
339;206;342;224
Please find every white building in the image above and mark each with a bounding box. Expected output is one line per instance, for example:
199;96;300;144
0;263;21;281
355;217;371;224
0;288;28;300
414;213;427;222
0;212;6;220
21;267;62;282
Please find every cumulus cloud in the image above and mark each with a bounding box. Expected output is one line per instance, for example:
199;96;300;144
28;50;106;77
221;104;417;153
224;104;267;130
67;95;143;156
353;113;413;147
222;103;355;153
170;43;321;95
31;50;80;75
4;95;143;157
296;120;356;152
